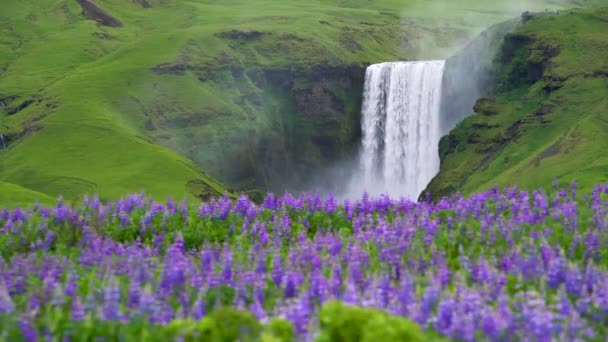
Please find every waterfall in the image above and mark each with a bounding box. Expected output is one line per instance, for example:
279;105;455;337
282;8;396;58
356;61;445;200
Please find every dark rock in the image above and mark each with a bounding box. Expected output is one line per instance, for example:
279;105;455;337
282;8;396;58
532;142;560;166
216;30;264;41
263;69;295;90
230;66;243;80
93;32;117;40
521;11;555;22
144;119;156;131
527;62;544;83
467;132;481;144
151;63;189;75
543;76;567;92
77;0;122;28
501;33;531;61
1;126;42;149
471;122;501;129
281;33;305;42
0;95;17;108
590;70;608;78
132;0;151;8
7;99;34;115
474;98;499;116
506;120;523;139
294;85;344;117
535;104;555;116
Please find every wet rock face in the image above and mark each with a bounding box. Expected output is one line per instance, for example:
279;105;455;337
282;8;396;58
501;33;531;60
250;64;365;191
289;65;362;119
295;83;344;118
147;60;366;192
439;19;521;135
77;0;122;27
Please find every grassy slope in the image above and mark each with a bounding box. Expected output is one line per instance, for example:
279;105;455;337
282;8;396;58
427;7;608;198
0;0;602;205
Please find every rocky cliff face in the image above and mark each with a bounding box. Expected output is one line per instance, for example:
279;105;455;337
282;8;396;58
425;8;608;199
249;64;366;192
439;19;521;135
148;61;366;193
418;19;520;200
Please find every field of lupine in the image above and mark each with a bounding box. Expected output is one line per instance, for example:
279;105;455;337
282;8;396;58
1;180;608;341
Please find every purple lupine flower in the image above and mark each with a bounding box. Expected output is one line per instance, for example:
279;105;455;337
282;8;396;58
271;253;283;288
0;283;15;314
101;279;122;321
250;298;266;322
481;311;500;339
64;272;78;297
565;267;582;297
138;286;158;321
376;276;392;308
284;272;298;299
325;193;337;214
263;193;276;210
2;219;14;232
414;285;440;325
435;297;455;334
11;208;27;222
19;318;38;342
127;281;141;308
180;199;188;223
330;265;342;299
191;295;206;321
342;281;359;306
584;231;600;260
221;251;233;284
71;297;86;321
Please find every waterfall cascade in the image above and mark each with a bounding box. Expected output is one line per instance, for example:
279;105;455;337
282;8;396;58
355;61;445;200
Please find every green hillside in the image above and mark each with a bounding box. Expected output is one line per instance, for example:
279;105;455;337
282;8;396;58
426;7;608;198
1;0;605;205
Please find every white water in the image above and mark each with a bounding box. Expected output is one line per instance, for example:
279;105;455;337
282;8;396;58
351;61;445;200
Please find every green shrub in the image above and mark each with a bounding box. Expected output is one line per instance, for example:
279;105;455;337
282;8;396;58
316;301;425;342
206;307;263;341
264;318;296;341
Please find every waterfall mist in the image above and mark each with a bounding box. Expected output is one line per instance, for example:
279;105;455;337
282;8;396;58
343;61;445;200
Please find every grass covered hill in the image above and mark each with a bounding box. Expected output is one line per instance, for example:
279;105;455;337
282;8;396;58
1;0;601;206
426;7;608;199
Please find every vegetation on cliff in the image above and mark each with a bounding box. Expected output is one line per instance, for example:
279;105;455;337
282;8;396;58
427;7;608;199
